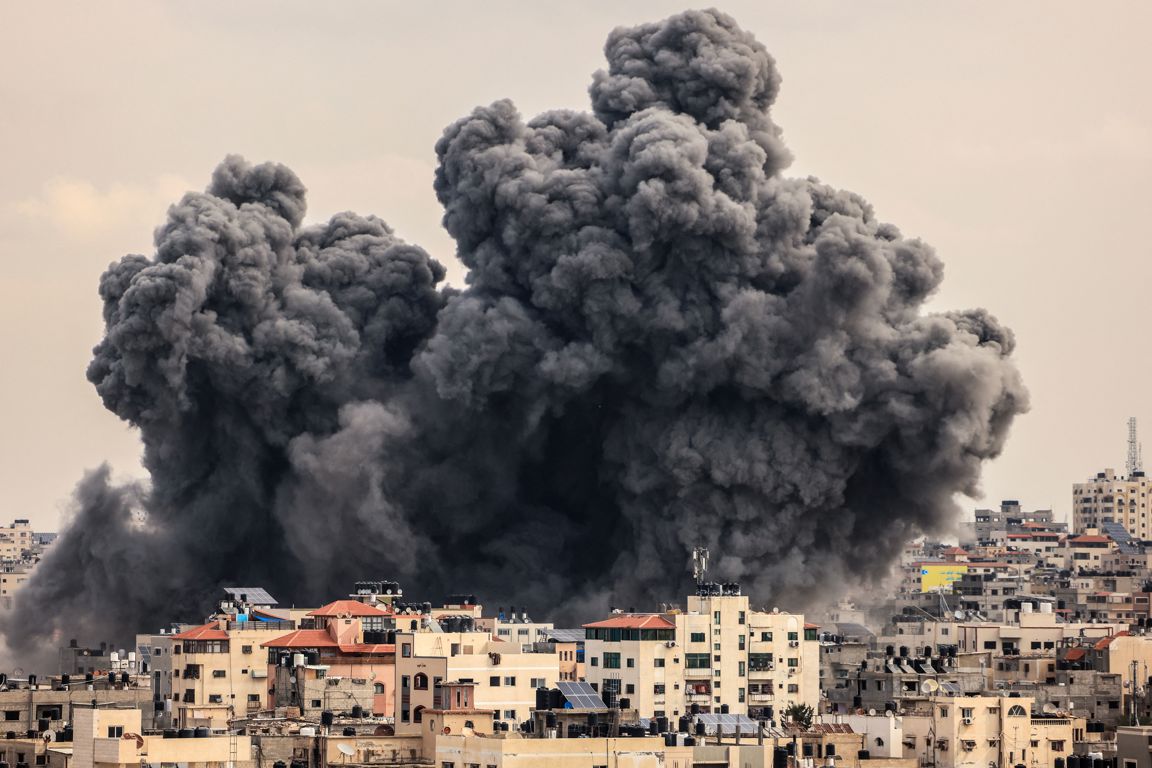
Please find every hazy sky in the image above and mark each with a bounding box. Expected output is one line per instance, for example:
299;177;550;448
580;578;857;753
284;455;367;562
2;2;1149;533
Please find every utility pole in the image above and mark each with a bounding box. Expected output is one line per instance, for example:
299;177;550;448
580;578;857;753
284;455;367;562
1132;659;1141;726
1128;417;1143;478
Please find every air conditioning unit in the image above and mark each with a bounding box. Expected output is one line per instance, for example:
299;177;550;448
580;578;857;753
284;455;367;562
789;641;799;648
666;641;677;648
962;717;973;726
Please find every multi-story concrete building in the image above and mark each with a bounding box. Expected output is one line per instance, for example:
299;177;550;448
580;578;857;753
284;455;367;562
394;625;559;733
901;694;1081;768
583;584;819;720
1074;468;1152;538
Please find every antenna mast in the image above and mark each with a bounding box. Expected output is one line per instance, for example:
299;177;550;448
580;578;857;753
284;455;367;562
692;546;709;585
1129;417;1144;477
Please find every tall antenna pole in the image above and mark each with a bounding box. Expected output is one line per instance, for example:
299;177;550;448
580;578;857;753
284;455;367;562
1129;417;1144;477
692;546;709;585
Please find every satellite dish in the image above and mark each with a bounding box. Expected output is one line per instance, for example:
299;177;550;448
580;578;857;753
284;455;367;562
954;611;965;620
920;679;941;694
885;710;895;719
868;708;877;716
337;745;356;757
1042;703;1057;714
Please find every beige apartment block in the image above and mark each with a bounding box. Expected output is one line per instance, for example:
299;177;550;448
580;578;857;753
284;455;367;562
394;630;559;733
901;695;1081;768
583;588;819;719
956;606;1123;657
1074;468;1152;538
162;621;276;729
71;704;253;768
583;615;680;718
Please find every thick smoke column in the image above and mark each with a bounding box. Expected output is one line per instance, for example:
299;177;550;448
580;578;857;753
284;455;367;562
2;9;1026;658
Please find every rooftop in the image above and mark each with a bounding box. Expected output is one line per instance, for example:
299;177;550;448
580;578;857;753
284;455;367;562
308;600;392;618
173;622;229;641
583;614;676;630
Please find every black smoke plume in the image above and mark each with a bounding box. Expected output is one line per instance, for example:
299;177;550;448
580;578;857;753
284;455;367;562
2;9;1026;659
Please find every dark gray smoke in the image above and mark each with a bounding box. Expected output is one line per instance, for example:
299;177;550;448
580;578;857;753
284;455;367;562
2;9;1026;660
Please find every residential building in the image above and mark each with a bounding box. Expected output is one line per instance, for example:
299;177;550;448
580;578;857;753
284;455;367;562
1074;469;1152;539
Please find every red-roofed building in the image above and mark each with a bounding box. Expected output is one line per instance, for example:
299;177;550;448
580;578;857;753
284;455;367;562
583;615;676;631
263;605;396;718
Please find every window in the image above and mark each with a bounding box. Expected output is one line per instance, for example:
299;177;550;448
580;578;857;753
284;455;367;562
489;676;501;687
209;694;223;703
311;699;322;708
787;658;798;668
713;655;721;663
415;673;429;690
714;611;721;623
241;644;253;654
107;726;124;738
626;658;635;668
654;659;665;668
590;658;598;667
787;632;798;642
402;643;412;658
503;676;516;686
739;687;745;703
212;669;226;678
686;653;710;669
374;683;385;694
983;641;996;650
248;694;261;702
654;684;666;695
1007;705;1027;717
738;611;746;625
626;684;635;694
714;643;721;651
503;709;516;720
3;711;18;721
761;632;773;642
738;661;746;676
691;632;706;643
530;678;547;688
739;635;745;650
1051;741;1066;751
603;653;621;669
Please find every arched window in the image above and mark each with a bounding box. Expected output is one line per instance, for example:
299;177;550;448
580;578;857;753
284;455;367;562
373;683;385;694
1007;705;1027;717
414;673;428;690
413;705;426;723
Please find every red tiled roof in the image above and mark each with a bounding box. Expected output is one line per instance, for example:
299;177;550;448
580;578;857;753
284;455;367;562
804;623;819;630
583;614;676;630
1095;631;1130;650
308;600;392;618
1069;536;1112;544
338;644;396;655
173;622;229;641
1064;648;1086;661
261;629;339;649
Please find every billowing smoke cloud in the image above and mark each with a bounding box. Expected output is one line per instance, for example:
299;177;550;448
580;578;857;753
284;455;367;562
2;9;1026;659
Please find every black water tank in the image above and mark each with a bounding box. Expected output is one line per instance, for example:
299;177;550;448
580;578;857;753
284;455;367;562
691;703;700;715
59;728;73;743
536;687;550;711
619;697;630;710
720;703;730;714
1055;759;1065;768
121;672;130;685
342;727;356;736
803;743;814;757
85;674;93;683
501;722;509;732
858;751;871;760
587;713;598;727
108;673;116;687
657;716;669;733
678;716;690;733
27;675;35;687
61;674;70;686
351;705;363;719
25;730;36;739
545;712;557;729
695;720;706;736
163;729;177;739
1094;759;1105;768
37;719;49;733
775;748;790;768
307;651;320;666
178;728;194;738
685;736;696;747
1067;756;1080;768
664;733;677;747
194;727;209;738
650;720;660;735
549;688;564;710
321;710;335;727
273;762;287;768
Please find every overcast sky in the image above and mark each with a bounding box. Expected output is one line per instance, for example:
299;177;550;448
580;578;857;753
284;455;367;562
2;2;1149;532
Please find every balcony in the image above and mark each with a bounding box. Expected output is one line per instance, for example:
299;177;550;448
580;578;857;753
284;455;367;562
749;693;775;703
686;693;711;703
684;668;712;678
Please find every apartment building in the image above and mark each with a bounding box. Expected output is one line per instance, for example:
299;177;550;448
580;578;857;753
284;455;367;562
71;704;252;768
538;628;585;682
582;584;819;719
901;694;1080;768
1074;469;1152;538
582;614;679;717
394;627;559;733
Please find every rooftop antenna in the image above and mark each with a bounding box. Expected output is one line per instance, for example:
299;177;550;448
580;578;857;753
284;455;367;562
692;546;709;585
1128;417;1143;477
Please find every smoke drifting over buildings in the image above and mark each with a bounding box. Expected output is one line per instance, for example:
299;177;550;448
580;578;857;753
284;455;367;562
1;10;1026;657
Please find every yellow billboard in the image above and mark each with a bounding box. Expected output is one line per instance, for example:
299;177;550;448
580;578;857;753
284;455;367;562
917;563;967;592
